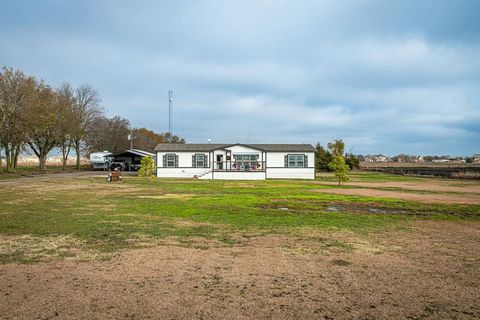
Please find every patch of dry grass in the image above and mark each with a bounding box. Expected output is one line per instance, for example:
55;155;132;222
0;234;108;263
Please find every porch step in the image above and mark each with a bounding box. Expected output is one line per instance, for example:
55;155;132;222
196;170;212;179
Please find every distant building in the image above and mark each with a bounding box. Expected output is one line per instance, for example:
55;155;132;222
392;154;425;163
448;156;465;164
364;154;390;163
432;159;450;163
472;154;480;163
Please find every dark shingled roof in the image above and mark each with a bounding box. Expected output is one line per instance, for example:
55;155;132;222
154;143;316;152
248;144;316;152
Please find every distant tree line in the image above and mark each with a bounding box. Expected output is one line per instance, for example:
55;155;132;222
356;154;475;163
85;118;185;154
0;66;184;173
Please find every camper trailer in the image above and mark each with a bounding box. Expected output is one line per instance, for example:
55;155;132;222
89;151;112;170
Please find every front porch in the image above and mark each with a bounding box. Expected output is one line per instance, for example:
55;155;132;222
212;160;266;172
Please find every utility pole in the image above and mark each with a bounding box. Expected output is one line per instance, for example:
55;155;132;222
128;129;134;149
168;90;173;135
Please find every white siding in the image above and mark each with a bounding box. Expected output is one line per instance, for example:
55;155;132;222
266;151;315;179
213;171;265;180
157;151;212;179
266;152;315;168
157;151;211;168
266;152;285;167
266;168;315;179
157;168;212;178
156;149;315;180
226;145;262;155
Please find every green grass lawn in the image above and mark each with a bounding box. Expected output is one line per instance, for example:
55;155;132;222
0;172;479;263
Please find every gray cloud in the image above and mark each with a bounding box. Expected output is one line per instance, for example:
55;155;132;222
1;0;479;156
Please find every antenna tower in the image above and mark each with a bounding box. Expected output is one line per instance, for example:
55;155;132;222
168;90;173;135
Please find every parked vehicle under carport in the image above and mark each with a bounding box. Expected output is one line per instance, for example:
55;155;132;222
110;161;127;171
108;149;156;171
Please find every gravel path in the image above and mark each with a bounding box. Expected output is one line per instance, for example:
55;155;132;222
0;171;135;185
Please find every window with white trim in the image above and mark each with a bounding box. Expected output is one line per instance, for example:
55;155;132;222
287;154;305;168
166;154;176;167
195;154;205;167
233;154;259;161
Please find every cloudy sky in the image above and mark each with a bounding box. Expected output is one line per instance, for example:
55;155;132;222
1;0;479;156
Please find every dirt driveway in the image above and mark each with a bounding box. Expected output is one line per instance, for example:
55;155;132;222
1;221;479;319
0;171;105;185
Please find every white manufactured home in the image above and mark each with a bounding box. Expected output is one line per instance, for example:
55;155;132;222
155;143;316;180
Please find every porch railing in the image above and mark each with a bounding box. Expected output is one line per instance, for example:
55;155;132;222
213;161;265;172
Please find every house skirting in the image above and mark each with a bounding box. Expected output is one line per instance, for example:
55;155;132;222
211;171;265;180
156;168;315;180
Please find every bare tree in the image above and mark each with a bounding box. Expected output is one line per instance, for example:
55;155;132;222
85;116;131;153
327;139;345;157
23;81;62;173
71;84;103;169
131;128;165;153
163;131;186;144
131;128;186;152
56;83;76;170
0;67;32;173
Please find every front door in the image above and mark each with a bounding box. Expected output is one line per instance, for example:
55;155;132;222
216;154;223;170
